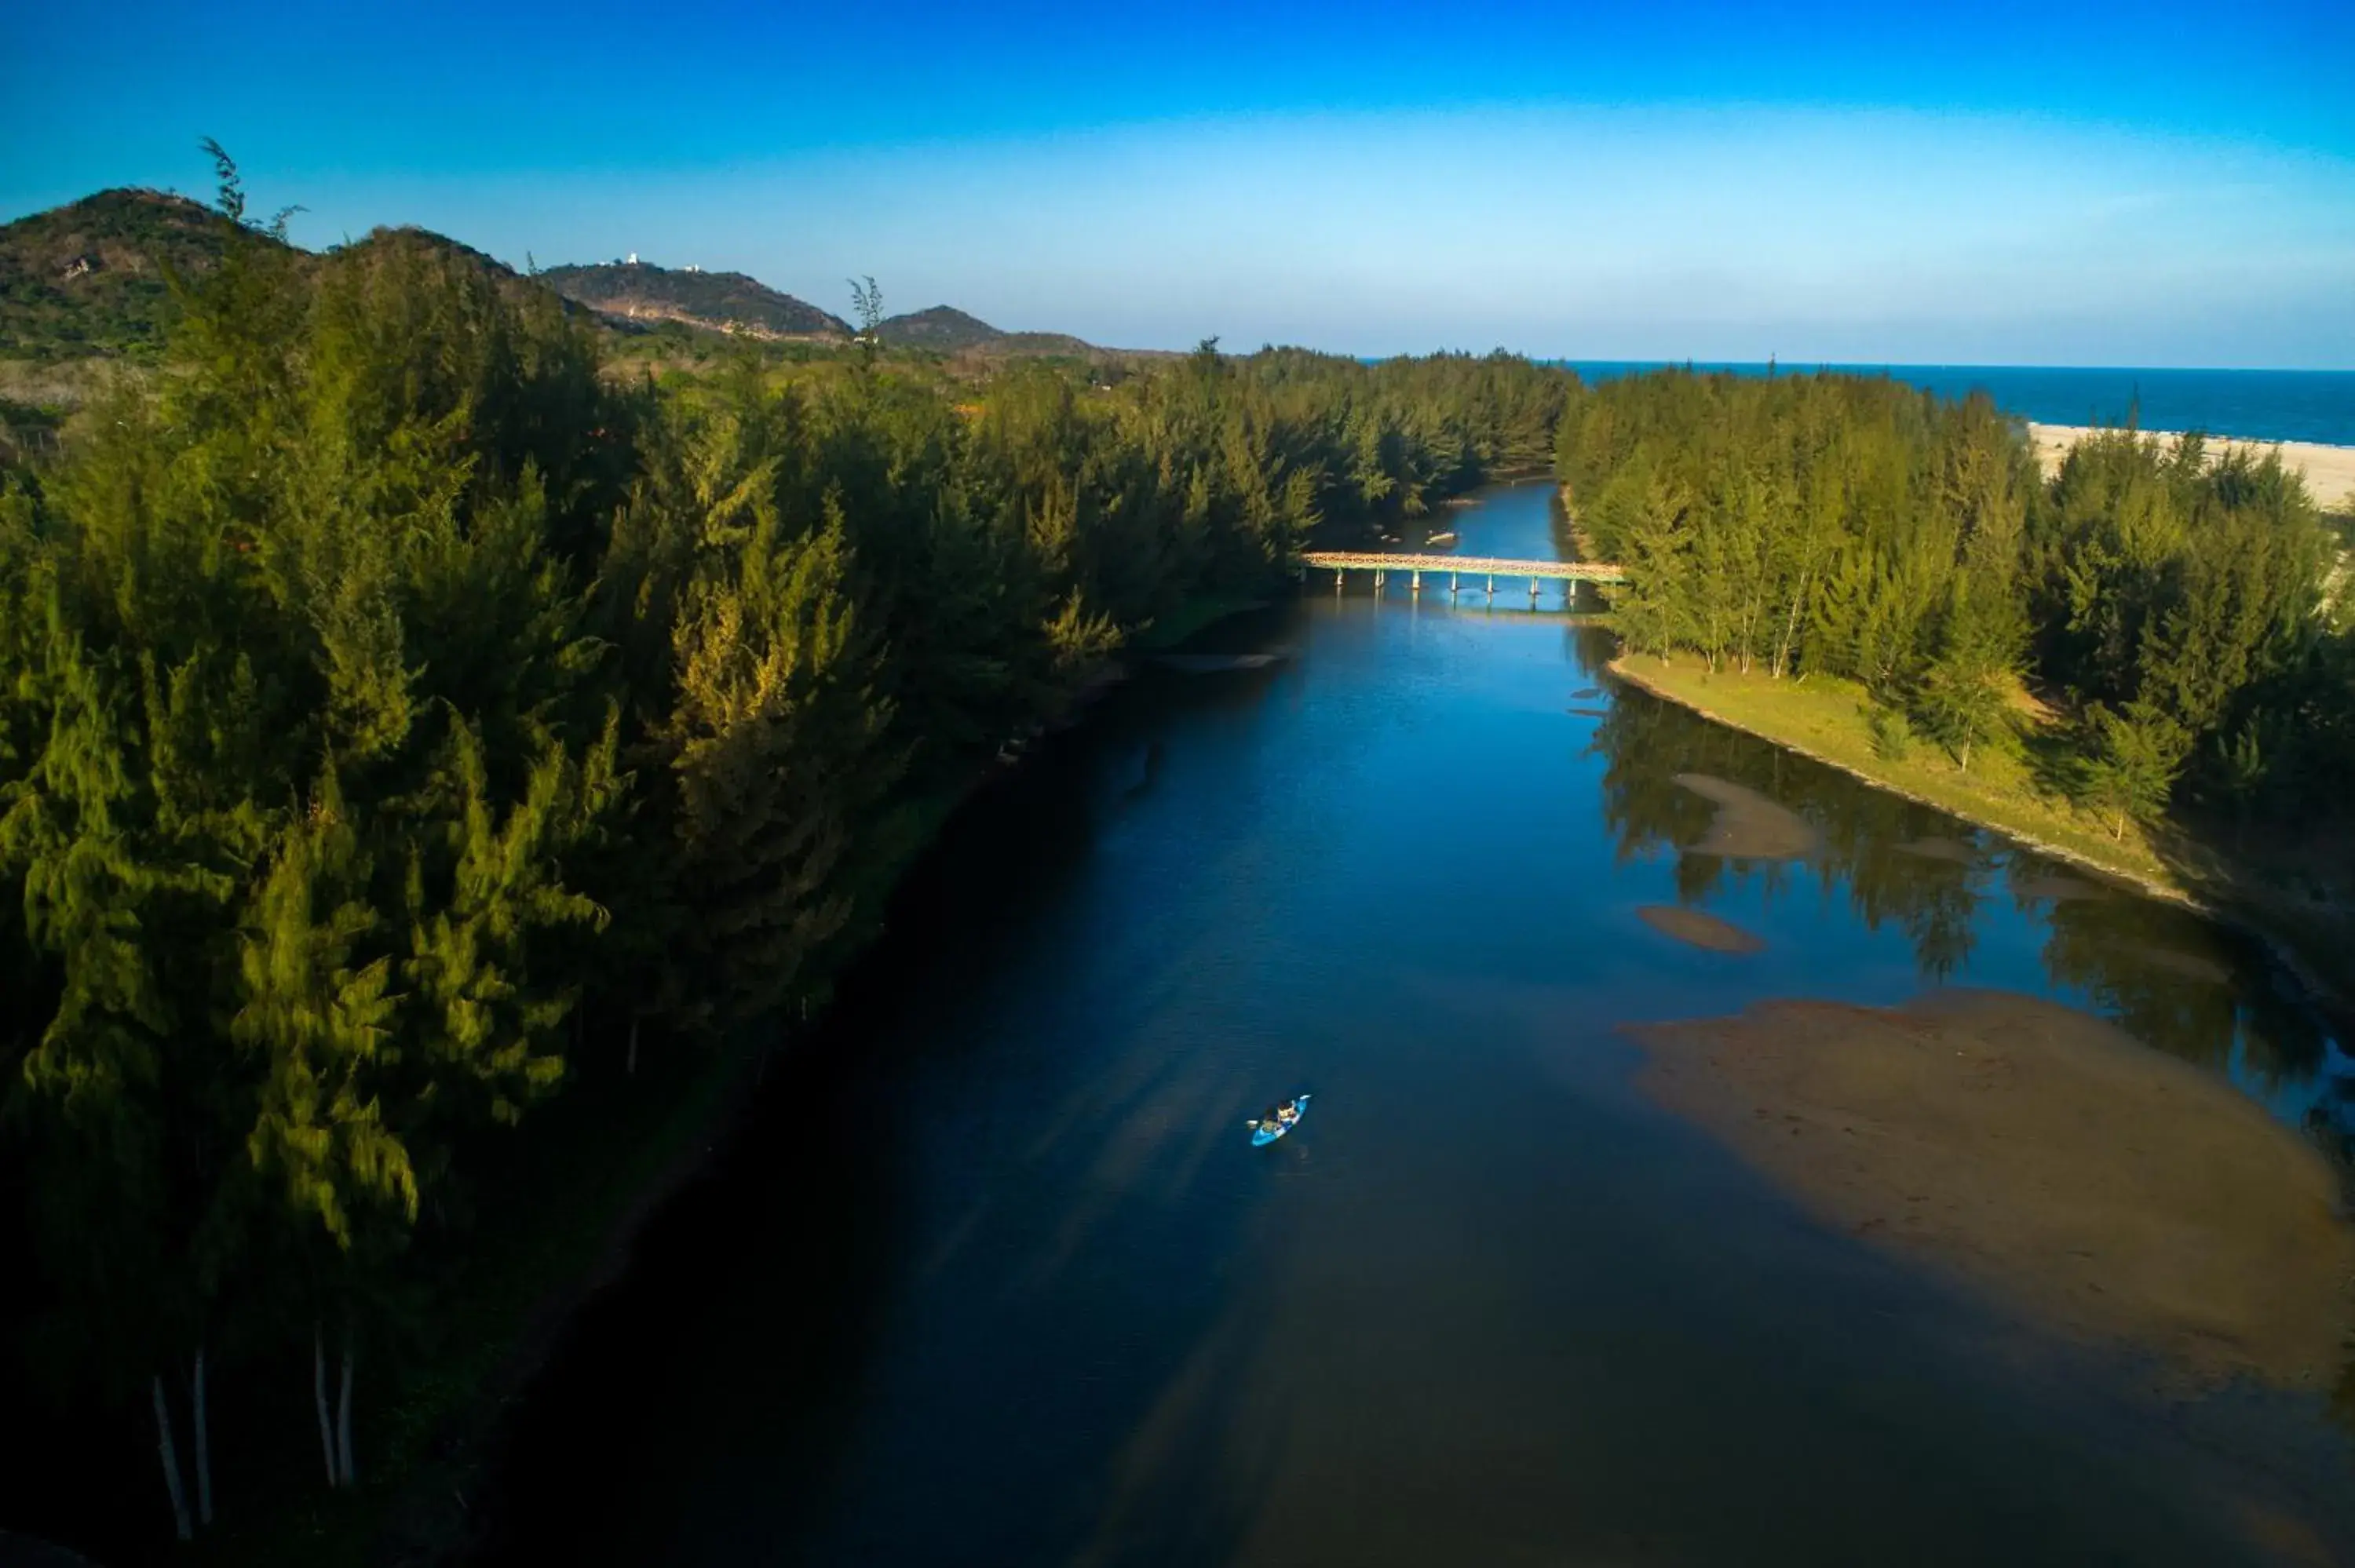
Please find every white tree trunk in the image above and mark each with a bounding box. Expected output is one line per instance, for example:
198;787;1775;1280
153;1373;192;1542
336;1333;356;1486
314;1322;340;1486
192;1347;214;1526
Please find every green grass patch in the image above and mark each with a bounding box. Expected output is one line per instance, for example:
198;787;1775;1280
1608;652;2189;894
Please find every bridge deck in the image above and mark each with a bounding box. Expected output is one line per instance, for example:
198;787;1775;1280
1301;551;1626;582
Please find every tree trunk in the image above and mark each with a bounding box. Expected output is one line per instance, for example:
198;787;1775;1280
336;1331;356;1486
626;1015;639;1077
192;1347;214;1526
153;1374;192;1542
1959;739;1971;774
1774;574;1810;680
314;1321;340;1487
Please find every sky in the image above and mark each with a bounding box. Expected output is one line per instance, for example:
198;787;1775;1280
5;0;2354;366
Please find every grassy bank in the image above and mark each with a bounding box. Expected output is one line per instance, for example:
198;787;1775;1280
1610;653;2185;888
1608;651;2355;1019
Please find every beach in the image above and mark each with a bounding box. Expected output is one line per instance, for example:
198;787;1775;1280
2028;422;2355;510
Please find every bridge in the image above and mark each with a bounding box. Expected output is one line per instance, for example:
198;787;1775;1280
1299;552;1628;600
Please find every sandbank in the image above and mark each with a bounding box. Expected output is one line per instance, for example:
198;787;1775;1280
1673;772;1822;860
1627;989;2355;1387
1635;905;1765;954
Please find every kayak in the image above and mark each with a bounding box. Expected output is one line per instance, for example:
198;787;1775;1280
1249;1093;1312;1147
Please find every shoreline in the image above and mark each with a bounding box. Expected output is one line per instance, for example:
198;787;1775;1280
1606;654;2355;1034
347;590;1272;1566
2025;421;2355;510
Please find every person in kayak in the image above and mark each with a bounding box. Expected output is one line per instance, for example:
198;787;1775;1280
1276;1099;1300;1127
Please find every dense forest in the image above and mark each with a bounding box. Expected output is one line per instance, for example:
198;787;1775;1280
5;159;2348;1561
1557;368;2353;841
0;162;1566;1556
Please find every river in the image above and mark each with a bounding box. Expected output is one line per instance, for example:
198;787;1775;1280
479;481;2355;1566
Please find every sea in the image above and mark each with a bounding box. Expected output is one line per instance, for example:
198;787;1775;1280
1554;363;2355;447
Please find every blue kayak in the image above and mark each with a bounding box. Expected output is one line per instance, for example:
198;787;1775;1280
1249;1094;1311;1147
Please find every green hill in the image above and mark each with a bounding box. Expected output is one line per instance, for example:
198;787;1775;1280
876;304;1093;356
0;188;262;362
539;260;848;340
0;196;627;401
2;188;1105;382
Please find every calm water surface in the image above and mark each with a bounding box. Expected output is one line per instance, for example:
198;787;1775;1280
483;483;2355;1566
1554;363;2355;447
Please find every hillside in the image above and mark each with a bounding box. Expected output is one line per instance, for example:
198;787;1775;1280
877;304;1093;356
2;186;1113;400
0;188;257;362
539;260;848;340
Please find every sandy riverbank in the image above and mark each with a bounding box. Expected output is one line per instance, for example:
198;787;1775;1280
2027;423;2355;512
1628;989;2355;1389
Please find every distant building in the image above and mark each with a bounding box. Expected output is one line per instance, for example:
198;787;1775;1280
627;253;638;265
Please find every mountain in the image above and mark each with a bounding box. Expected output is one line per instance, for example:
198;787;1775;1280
339;227;619;330
875;304;1093;356
539;260;849;341
2;188;1108;377
0;188;257;362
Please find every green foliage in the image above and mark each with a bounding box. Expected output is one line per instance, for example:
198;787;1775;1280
1911;575;2021;773
0;188;266;363
848;276;884;338
1560;370;2346;835
2077;701;2191;840
1866;702;1915;763
0;164;1576;1548
1911;648;2010;773
1561;370;2028;690
2026;428;2335;814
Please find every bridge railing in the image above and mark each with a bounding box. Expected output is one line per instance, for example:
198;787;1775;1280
1298;551;1627;583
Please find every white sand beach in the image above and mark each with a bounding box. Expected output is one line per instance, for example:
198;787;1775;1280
2028;422;2355;512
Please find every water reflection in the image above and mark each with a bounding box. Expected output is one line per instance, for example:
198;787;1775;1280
481;482;2355;1568
1581;637;2350;1140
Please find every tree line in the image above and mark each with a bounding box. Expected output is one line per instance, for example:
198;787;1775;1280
0;161;1568;1550
1558;367;2350;838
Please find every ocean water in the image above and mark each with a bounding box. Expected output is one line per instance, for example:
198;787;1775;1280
1557;363;2355;447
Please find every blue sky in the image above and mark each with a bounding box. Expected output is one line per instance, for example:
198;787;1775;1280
5;0;2353;365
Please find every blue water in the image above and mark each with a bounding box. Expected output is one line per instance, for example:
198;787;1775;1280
486;480;2355;1567
1557;363;2355;447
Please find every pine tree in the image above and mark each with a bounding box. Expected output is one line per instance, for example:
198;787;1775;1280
2077;701;2189;841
